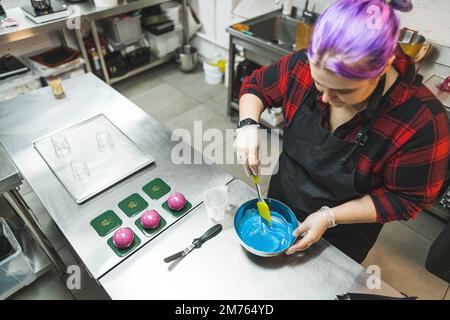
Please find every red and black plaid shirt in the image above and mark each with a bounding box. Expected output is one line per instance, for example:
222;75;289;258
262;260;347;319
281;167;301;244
240;48;450;223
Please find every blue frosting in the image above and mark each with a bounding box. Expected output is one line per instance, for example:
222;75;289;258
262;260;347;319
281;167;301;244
237;208;294;253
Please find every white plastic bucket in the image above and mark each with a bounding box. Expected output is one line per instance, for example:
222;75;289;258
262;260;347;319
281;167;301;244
203;60;220;73
93;0;118;7
160;2;182;27
203;61;223;85
204;71;223;85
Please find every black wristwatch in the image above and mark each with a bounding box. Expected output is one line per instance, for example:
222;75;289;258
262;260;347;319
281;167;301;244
237;118;258;128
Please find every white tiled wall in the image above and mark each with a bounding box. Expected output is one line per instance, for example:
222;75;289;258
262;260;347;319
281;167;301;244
192;0;450;57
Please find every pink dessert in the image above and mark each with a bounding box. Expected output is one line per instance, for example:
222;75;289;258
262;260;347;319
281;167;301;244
168;192;186;211
140;209;161;229
112;227;134;249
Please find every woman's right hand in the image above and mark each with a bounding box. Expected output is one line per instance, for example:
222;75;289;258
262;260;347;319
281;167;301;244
233;124;260;176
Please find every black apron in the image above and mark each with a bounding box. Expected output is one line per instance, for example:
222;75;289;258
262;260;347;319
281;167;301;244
268;77;386;263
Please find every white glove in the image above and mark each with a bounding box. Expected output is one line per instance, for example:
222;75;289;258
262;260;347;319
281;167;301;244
233;124;260;176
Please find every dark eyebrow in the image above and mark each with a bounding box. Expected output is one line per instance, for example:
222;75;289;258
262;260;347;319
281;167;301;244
313;79;359;93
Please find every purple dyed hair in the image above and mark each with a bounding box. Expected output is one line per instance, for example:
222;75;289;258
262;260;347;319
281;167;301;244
307;0;413;80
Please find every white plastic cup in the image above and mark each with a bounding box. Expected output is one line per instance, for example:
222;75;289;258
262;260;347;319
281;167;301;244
51;134;71;158
71;160;91;182
96;130;114;153
204;186;229;221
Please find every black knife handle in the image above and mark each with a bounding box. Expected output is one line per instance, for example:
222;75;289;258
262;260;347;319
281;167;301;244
341;292;418;300
192;224;222;248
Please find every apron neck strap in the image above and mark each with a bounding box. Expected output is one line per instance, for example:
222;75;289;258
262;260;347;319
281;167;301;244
362;74;386;127
341;74;387;173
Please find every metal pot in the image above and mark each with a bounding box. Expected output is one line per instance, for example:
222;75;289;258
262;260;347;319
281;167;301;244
398;28;431;62
176;45;198;72
31;0;52;11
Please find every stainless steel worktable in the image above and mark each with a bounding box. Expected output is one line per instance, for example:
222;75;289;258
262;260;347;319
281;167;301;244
1;0;172;78
0;72;233;279
79;0;169;21
0;6;74;46
0;143;22;194
101;179;401;299
0;0;169;45
0;73;401;299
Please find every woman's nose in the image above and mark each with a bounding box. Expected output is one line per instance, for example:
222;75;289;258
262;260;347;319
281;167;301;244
321;89;334;104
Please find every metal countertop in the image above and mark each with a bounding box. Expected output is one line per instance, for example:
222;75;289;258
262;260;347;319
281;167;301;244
101;179;402;299
0;143;22;194
0;72;233;279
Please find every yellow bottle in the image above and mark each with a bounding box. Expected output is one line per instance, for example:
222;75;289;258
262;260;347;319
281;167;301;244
49;78;65;99
296;21;314;51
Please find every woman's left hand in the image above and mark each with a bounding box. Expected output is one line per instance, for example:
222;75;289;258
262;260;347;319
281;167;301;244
285;211;330;255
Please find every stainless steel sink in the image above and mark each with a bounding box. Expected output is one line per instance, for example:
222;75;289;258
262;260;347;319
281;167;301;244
247;15;298;51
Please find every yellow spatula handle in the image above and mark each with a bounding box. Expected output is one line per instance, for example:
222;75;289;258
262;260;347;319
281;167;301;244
252;174;260;185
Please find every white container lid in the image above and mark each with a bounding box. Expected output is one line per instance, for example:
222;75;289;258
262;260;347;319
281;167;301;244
93;0;119;7
160;2;181;10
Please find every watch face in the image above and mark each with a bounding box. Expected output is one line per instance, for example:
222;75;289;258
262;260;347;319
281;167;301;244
238;118;257;128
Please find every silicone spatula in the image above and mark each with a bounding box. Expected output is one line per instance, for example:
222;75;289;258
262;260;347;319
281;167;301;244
252;175;272;225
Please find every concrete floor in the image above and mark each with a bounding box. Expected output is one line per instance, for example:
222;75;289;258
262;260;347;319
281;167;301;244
5;62;450;300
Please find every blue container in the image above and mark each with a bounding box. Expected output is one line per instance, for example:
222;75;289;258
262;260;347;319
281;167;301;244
234;198;299;257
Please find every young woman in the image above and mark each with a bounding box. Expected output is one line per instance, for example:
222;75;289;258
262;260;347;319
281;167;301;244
234;0;449;263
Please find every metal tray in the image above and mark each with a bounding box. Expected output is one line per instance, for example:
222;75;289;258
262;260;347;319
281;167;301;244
33;114;154;204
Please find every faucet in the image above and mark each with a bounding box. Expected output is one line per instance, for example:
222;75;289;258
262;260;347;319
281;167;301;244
275;0;294;16
301;0;319;24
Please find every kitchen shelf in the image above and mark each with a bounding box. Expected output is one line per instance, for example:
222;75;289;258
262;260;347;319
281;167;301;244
0;71;40;94
30;57;86;79
0;57;86;102
109;53;175;85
